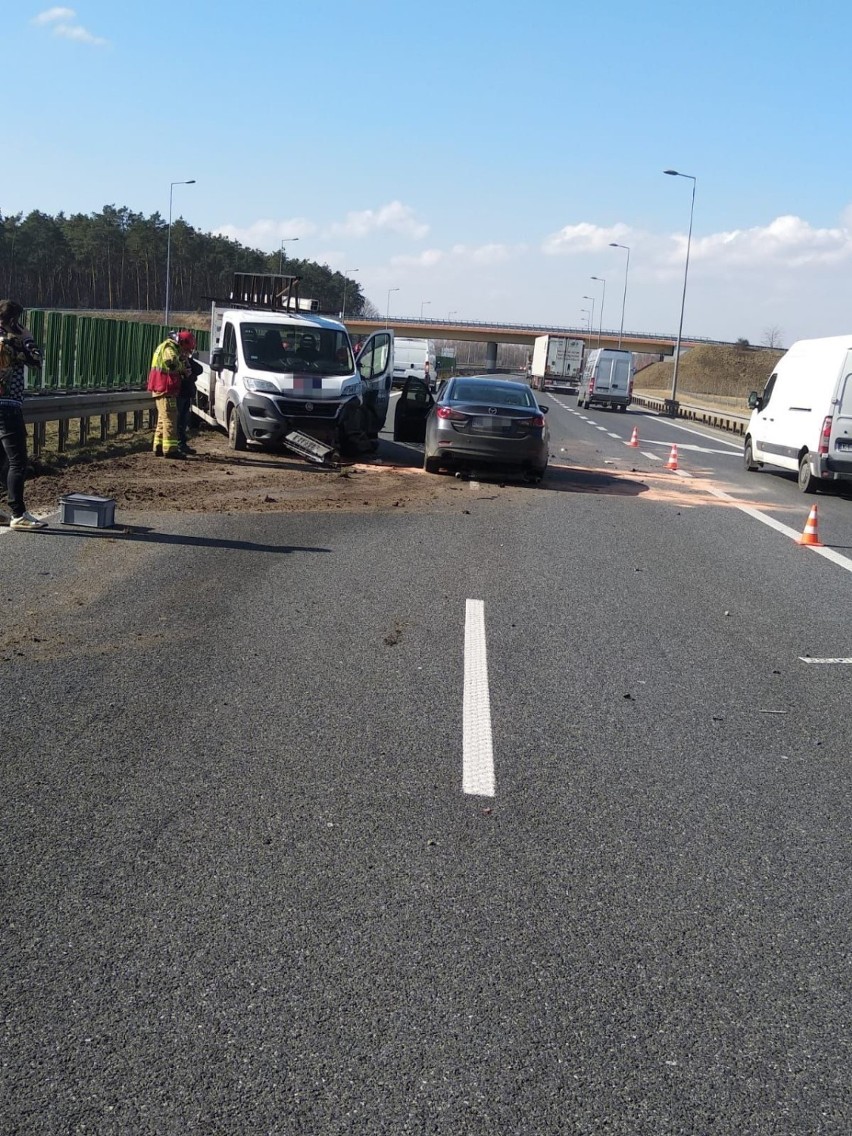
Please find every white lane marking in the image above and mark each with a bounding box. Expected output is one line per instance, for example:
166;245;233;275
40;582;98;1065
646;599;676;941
596;426;608;432
799;657;852;664
704;485;852;574
636;412;742;449
640;451;660;462
607;432;621;439
463;599;495;798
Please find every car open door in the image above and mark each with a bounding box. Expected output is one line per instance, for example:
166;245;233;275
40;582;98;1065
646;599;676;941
357;330;394;435
393;377;433;443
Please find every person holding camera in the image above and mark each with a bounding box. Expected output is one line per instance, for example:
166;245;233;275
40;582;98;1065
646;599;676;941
0;299;47;530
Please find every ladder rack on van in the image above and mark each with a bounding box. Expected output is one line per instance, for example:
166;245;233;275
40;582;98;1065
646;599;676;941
204;273;321;314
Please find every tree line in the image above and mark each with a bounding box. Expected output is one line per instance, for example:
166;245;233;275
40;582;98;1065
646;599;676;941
0;205;369;318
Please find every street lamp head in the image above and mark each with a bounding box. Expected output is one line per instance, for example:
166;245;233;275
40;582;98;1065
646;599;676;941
663;169;679;176
591;276;605;282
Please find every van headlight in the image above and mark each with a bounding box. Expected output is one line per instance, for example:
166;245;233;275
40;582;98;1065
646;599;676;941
245;378;279;393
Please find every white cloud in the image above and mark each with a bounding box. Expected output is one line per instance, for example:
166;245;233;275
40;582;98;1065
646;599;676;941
682;215;852;270
390;242;522;270
32;8;108;46
542;221;632;255
389;248;445;268
212;218;317;248
327;201;429;240
33;7;75;23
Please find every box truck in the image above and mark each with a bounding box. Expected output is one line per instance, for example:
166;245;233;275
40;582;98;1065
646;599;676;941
530;335;584;391
744;335;852;492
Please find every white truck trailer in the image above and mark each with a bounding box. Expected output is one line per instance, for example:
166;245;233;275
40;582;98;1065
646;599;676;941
530;335;585;391
192;273;394;464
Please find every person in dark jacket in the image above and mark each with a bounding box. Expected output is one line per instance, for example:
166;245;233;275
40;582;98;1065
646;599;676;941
0;299;47;529
173;331;201;455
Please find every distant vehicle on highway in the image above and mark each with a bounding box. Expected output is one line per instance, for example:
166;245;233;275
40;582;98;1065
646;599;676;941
529;334;584;392
393;375;550;481
577;348;634;411
745;334;852;493
392;337;437;390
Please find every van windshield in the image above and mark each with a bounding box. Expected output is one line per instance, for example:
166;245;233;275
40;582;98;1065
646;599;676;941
240;324;353;375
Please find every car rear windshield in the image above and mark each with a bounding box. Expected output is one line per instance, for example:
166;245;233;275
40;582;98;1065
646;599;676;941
450;382;536;408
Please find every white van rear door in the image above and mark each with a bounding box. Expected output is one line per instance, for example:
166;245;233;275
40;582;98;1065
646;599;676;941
831;353;852;455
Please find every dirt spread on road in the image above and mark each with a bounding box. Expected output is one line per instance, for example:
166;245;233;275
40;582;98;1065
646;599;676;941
19;429;514;518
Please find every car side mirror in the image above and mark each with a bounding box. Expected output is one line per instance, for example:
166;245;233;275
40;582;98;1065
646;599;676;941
538;404;549;413
210;347;224;372
747;390;761;410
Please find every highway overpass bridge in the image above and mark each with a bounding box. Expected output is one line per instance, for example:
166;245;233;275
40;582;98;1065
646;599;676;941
344;316;736;367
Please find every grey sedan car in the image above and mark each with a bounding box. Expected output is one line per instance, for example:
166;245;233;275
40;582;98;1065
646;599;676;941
393;375;550;479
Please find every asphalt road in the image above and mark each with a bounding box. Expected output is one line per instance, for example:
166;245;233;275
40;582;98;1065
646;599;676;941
1;393;850;1135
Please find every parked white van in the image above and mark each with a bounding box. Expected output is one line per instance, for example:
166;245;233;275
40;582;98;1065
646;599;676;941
577;348;634;411
392;337;437;389
744;335;852;493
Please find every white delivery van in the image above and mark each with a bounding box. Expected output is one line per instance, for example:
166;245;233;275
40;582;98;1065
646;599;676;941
744;335;852;492
392;337;437;389
577;348;634;411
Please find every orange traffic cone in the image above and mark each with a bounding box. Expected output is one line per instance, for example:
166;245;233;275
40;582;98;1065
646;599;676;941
628;427;639;448
798;504;823;547
665;443;679;470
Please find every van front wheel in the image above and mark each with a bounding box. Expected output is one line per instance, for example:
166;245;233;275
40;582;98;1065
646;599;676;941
798;453;818;493
744;438;760;472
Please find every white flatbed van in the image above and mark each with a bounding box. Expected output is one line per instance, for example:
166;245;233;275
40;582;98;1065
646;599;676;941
744;335;852;492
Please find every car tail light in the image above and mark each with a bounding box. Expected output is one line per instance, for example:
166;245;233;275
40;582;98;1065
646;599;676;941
437;406;468;421
819;415;832;455
528;415;546;428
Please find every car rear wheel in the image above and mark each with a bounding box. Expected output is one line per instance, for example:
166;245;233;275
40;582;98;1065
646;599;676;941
424;454;441;474
744;438;760;472
798;452;818;493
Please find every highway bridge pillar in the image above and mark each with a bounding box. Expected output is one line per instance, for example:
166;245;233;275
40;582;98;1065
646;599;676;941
486;341;498;372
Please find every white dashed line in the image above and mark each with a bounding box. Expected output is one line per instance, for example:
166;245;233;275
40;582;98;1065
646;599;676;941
799;657;852;664
704;485;852;573
463;599;495;798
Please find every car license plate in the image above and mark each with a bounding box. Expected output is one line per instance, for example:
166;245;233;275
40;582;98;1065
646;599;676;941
472;416;512;432
836;438;852;450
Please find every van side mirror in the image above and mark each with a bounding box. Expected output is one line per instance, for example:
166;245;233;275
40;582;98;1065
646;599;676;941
747;390;761;410
210;347;224;372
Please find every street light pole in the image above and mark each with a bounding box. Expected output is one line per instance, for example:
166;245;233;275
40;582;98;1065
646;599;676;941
609;242;631;349
448;310;458;321
664;169;697;414
591;276;606;347
386;287;399;327
421;300;431;319
165;179;195;328
341;267;359;321
279;237;299;275
582;296;595;345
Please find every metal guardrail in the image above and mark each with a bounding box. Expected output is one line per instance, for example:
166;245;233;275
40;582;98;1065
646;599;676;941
631;393;749;436
23;389;154;456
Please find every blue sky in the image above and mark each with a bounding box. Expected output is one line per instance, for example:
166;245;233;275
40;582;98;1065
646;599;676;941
8;1;852;345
